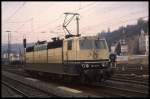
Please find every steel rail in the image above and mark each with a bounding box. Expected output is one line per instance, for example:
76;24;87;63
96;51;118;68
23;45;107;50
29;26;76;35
97;83;148;96
110;77;148;86
2;81;28;97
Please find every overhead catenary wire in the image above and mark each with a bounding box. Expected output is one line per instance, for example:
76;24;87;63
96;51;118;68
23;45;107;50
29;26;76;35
33;13;64;32
4;2;26;22
16;23;26;31
75;2;97;12
80;9;148;32
80;15;148;34
9;18;33;33
3;2;148;43
7;18;33;45
5;2;97;37
78;3;148;31
47;2;96;30
5;18;31;23
109;15;148;28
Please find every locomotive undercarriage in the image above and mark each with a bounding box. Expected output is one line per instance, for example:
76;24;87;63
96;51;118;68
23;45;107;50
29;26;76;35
79;62;113;83
24;61;114;84
80;68;113;83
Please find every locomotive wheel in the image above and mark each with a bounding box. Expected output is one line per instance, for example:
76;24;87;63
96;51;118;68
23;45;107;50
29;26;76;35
38;72;43;76
100;78;105;82
80;74;92;84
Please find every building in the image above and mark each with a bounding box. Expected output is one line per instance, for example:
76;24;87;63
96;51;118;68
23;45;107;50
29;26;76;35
2;52;22;63
9;53;20;61
110;39;128;56
138;29;149;54
119;39;128;55
145;35;149;54
110;44;116;53
121;45;128;55
127;35;139;54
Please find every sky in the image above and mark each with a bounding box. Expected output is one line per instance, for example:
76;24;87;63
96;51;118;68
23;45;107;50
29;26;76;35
2;1;148;44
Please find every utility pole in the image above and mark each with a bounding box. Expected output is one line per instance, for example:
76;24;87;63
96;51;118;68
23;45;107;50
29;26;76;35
6;30;11;64
23;38;26;65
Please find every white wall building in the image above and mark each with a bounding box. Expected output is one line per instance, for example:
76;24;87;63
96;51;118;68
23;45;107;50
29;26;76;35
121;45;128;55
2;52;21;62
145;35;149;54
3;53;8;59
10;53;20;61
139;29;149;54
111;45;116;53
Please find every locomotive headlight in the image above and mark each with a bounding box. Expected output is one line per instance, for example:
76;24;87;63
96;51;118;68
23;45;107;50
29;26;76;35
86;64;89;68
82;64;89;68
102;62;108;67
101;63;105;67
82;64;85;68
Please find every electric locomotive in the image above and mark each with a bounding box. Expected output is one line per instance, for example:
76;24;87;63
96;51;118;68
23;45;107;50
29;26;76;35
24;35;115;82
23;12;116;83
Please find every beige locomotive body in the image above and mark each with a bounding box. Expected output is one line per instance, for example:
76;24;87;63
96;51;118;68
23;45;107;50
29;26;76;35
25;36;113;82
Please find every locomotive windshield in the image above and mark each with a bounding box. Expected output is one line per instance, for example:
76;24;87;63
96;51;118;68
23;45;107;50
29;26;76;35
79;39;93;49
94;40;107;49
79;39;107;49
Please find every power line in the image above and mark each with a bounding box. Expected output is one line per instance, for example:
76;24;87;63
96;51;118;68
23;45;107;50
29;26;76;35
16;23;26;31
109;16;148;28
33;3;55;20
33;13;64;32
104;16;148;29
76;2;97;12
17;3;96;35
81;15;148;33
35;24;62;34
4;2;26;22
34;3;97;33
80;3;147;22
5;18;31;23
75;2;124;19
80;10;148;31
9;18;32;33
39;3;120;36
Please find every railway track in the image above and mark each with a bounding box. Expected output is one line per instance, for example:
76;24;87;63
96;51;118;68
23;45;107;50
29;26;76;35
115;64;148;75
25;72;149;97
36;72;149;97
2;66;149;97
2;65;23;69
110;77;148;86
2;76;53;97
3;66;148;86
97;80;148;97
2;68;29;77
112;74;149;83
2;81;28;97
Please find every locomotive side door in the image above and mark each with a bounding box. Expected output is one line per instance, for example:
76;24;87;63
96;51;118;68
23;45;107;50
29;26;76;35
63;38;77;73
62;39;68;73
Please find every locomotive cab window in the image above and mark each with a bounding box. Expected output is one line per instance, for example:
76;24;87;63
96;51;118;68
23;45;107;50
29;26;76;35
79;39;107;49
94;40;107;49
67;40;72;50
79;39;93;49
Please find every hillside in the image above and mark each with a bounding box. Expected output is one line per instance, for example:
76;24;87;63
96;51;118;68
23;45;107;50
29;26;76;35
99;19;148;50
